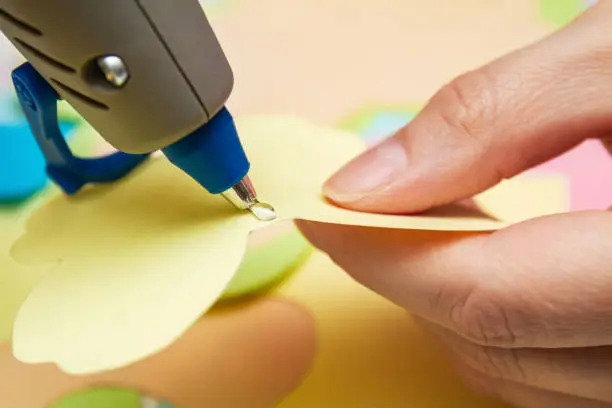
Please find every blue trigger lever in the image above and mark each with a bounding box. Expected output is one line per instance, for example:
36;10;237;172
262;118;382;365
11;62;149;195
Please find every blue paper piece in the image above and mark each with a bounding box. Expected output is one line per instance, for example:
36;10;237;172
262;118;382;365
360;111;415;144
0;121;77;202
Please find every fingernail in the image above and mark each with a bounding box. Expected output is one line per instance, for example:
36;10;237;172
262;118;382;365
324;138;408;203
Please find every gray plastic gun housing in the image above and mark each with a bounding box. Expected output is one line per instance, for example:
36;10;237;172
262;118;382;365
0;0;234;154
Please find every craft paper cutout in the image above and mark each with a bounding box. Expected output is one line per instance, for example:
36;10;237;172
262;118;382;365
0;297;317;408
0;257;50;345
529;139;612;211
0;195;56;343
222;222;312;299
50;388;171;408
474;175;570;223
10;115;507;375
49;388;141;408
0;122;77;202
539;0;585;27
338;104;422;146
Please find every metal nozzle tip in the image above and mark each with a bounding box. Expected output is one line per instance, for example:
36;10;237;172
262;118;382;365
221;176;277;221
221;176;257;210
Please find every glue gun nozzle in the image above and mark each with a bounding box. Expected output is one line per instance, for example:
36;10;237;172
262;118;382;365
221;175;257;210
221;176;277;221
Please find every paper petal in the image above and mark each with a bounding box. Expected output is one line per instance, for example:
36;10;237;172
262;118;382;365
11;160;256;374
0;198;54;343
11;115;504;374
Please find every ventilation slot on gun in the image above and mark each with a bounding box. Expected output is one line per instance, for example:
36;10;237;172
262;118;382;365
14;38;76;74
0;8;42;36
50;79;109;111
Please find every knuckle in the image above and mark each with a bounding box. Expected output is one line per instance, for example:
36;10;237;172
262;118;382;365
450;288;530;348
435;70;499;148
467;344;528;383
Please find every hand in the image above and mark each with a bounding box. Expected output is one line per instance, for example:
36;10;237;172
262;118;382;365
298;2;612;407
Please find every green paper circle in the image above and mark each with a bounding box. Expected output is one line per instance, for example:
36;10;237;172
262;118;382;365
57;101;85;123
49;388;141;408
539;0;586;28
337;104;423;134
221;226;312;299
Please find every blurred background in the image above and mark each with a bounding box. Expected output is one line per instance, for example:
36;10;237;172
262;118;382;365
0;0;609;406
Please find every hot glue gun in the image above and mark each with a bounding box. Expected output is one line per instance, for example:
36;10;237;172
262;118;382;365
0;0;274;219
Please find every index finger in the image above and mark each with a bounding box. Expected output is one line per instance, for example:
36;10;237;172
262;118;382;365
323;2;612;214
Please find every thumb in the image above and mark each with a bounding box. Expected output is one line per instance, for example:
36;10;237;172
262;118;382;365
325;2;612;214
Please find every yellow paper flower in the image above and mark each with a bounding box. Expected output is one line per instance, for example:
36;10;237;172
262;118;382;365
9;115;504;375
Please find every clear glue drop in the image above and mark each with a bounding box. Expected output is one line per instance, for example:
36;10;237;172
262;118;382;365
249;201;277;221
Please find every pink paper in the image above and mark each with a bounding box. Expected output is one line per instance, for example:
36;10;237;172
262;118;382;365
528;140;612;211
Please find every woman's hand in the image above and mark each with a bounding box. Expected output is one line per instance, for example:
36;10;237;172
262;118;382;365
299;2;612;407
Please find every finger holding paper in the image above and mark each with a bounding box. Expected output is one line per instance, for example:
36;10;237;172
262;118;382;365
300;2;612;406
